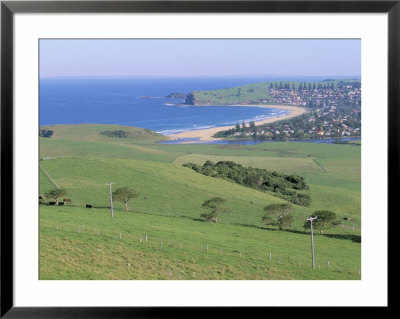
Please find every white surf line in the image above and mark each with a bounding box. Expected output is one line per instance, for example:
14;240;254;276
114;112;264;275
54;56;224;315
39;164;59;188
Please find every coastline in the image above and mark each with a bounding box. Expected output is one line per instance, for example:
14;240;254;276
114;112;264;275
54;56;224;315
166;104;307;141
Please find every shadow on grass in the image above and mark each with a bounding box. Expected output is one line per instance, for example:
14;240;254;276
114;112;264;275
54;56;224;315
232;222;361;243
39;203;362;243
40;202;111;209
323;233;361;243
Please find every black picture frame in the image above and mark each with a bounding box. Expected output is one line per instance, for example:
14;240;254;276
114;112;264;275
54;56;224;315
1;0;395;317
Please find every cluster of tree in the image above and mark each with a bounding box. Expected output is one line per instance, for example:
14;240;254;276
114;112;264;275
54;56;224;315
261;204;337;233
200;197;229;222
183;160;311;206
268;81;337;91
39;129;54;138
44;188;67;205
44;186;140;212
304;210;337;234
336;80;361;89
232;120;256;133
100;130;127;138
112;187;139;211
262;203;294;230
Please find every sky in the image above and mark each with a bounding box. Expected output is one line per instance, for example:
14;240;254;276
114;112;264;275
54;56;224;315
40;39;361;78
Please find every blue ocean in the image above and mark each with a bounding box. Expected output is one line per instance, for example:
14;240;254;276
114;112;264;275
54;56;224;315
39;77;291;135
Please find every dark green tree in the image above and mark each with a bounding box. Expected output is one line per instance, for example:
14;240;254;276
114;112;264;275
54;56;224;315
44;188;67;205
200;197;228;222
113;187;139;211
304;210;336;234
262;203;294;230
39;129;54;138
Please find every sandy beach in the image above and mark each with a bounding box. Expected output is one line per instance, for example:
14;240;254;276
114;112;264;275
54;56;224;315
167;104;307;141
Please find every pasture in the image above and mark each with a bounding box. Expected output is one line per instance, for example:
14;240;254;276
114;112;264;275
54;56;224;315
39;124;361;279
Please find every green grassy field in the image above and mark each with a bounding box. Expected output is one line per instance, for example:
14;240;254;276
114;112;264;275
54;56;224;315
39;124;361;280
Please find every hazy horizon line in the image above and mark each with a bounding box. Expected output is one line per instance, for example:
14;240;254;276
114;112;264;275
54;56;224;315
40;74;361;80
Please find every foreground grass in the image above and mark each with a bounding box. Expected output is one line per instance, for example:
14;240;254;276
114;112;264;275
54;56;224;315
40;206;361;280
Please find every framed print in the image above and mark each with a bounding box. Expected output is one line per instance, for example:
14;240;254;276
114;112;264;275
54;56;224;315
1;0;396;316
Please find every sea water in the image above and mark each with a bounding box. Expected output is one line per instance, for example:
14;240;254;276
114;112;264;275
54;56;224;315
39;77;290;134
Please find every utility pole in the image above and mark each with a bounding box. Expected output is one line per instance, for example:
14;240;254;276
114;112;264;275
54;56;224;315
307;216;317;269
106;182;115;218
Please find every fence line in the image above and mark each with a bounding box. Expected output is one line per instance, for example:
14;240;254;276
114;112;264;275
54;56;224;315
48;223;361;276
39;164;59;188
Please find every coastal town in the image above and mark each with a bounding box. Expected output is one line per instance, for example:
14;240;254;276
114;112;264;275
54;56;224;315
214;80;361;140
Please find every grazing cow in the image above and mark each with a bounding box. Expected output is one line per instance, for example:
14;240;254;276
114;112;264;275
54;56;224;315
49;201;56;206
58;202;64;206
63;198;72;204
86;204;92;208
210;217;218;223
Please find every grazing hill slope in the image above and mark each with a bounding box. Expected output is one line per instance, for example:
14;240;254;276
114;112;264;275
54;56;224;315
39;124;361;280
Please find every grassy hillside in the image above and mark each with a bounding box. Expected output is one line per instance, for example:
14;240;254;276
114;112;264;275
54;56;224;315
40;206;360;280
39;124;361;280
186;79;360;106
40;124;169;144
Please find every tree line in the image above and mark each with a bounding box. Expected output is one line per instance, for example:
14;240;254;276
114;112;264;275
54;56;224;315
42;185;337;234
42;186;139;210
199;197;337;235
183;160;311;206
